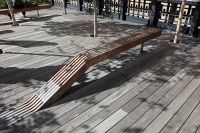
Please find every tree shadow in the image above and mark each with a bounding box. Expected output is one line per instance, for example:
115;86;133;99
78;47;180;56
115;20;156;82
0;14;62;26
123;127;143;133
0;39;58;48
0;109;59;133
40;33;200;132
0;40;168;132
138;98;168;111
1;31;199;132
60;42;164;103
27;14;62;22
0;64;64;88
5;51;72;57
0;30;14;35
42;20;143;37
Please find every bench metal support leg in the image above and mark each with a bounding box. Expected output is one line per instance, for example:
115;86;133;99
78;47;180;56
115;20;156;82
37;9;39;17
140;43;144;54
0;49;3;54
63;0;67;15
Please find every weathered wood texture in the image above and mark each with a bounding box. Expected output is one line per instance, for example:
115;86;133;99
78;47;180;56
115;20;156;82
1;10;199;133
0;27;161;130
85;28;162;67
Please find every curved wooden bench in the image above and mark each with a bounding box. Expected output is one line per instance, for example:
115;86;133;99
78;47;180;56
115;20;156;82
0;4;51;17
0;27;162;129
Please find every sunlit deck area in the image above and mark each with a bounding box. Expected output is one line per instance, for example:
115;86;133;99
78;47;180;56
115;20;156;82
0;8;200;133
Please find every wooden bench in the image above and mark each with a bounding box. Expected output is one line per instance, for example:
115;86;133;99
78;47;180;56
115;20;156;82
0;28;162;129
0;4;51;17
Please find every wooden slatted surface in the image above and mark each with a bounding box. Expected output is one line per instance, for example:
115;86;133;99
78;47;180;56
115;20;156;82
1;10;200;132
85;28;161;67
0;27;161;130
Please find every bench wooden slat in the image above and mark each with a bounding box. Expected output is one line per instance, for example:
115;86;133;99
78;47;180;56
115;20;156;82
0;28;162;130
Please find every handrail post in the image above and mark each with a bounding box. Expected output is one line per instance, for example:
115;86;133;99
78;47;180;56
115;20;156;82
140;43;144;53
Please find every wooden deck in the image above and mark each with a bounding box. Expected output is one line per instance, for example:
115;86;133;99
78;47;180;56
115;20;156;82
0;8;200;133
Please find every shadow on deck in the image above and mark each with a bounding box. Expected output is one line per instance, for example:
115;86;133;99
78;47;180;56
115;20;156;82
0;12;200;132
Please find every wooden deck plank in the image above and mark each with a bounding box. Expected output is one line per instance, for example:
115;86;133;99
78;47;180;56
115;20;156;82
0;55;62;77
95;66;199;133
0;35;100;66
160;79;200;133
14;42;198;132
1;9;200;133
0;39;101;91
0;30;93;56
0;56;67;91
106;50;200;133
22;45;174;133
0;58;68;108
0;56;67;86
4;30;45;40
0;54;56;70
70;48;183;133
72;67;175;133
10;45;173;133
2;33;88;53
0;35;90;79
0;28;44;40
0;54;67;86
0;36;68;63
90;109;128;133
0;33;55;50
1;54;96;103
142;68;200;133
196;127;200;133
177;96;200;133
126;65;200;133
0;33;134;111
46;48;186;132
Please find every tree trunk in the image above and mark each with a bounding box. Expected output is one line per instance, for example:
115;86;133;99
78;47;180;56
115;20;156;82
173;0;186;43
93;0;97;37
6;0;18;26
